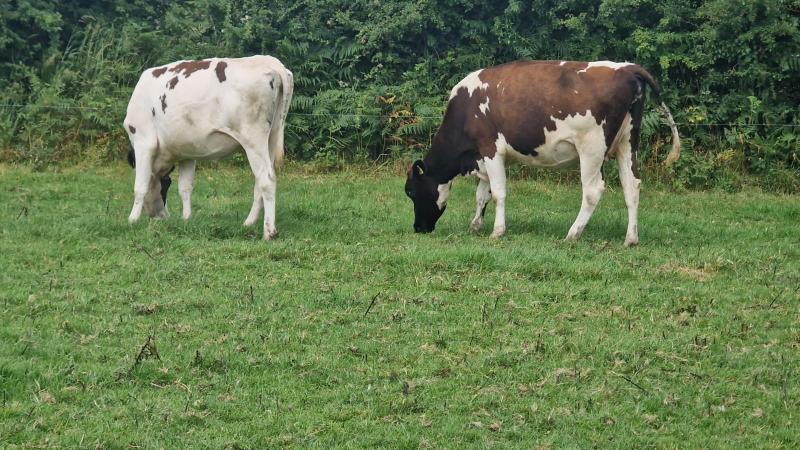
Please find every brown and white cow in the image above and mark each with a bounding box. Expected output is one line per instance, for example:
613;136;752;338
125;55;293;240
405;60;680;246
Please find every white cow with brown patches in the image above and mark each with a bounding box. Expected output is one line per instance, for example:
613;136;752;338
125;55;293;240
405;60;680;246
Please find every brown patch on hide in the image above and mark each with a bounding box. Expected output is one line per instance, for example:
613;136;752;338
169;60;212;78
215;62;228;82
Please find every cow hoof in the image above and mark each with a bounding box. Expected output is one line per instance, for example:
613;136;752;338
624;239;639;247
244;217;258;227
468;223;483;234
263;231;278;241
489;231;505;239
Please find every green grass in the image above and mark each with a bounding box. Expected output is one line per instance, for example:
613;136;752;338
1;162;799;448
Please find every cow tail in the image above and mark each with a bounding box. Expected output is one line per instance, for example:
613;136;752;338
661;103;681;168
272;66;294;169
633;67;681;167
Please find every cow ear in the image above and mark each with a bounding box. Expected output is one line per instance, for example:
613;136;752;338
411;160;426;178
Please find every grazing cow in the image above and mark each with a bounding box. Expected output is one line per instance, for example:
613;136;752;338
125;55;293;240
405;60;680;246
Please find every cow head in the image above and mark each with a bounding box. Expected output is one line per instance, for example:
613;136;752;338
127;148;174;213
405;160;449;233
143;176;170;218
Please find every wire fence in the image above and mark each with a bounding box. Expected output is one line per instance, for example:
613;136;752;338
1;103;799;127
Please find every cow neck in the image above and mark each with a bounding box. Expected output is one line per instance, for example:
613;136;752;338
422;155;459;186
423;135;464;185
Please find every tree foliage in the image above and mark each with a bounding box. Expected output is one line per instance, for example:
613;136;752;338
0;0;798;190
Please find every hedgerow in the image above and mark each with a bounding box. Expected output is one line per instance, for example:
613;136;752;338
1;0;798;191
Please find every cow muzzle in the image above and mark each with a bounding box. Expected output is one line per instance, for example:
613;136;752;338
414;223;434;234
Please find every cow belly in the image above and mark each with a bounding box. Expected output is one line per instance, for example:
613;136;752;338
503;111;605;169
497;133;579;169
158;129;243;161
507;140;579;169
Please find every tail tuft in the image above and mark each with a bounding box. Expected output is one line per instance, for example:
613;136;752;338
661;102;681;167
272;67;294;169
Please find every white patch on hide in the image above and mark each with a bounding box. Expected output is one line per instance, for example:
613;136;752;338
577;61;633;74
464;168;489;182
475;160;489;181
494;133;511;159
450;70;488;100
560;61;568;66
437;181;453;210
479;96;490;115
492;111;606;170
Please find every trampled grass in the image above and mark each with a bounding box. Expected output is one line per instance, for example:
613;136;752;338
1;163;798;448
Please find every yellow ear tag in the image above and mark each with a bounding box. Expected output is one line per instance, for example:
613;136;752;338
416;166;424;175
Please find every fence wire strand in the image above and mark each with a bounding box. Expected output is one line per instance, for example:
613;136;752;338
1;104;798;127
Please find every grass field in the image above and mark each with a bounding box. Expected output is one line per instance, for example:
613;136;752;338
1;162;799;448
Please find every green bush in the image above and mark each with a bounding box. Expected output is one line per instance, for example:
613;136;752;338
0;0;797;190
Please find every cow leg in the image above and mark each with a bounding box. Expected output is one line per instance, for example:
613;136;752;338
257;169;277;240
615;129;641;247
178;159;196;220
469;178;492;233
244;182;264;226
212;125;277;240
565;148;606;242
617;149;640;246
129;150;154;222
483;156;508;238
244;149;277;240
